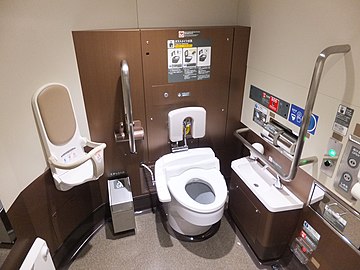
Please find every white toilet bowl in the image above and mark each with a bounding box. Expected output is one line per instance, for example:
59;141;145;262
155;148;228;236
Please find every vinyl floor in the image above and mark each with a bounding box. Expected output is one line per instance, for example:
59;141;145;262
68;210;296;270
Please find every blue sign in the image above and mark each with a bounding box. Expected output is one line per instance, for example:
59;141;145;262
288;104;319;135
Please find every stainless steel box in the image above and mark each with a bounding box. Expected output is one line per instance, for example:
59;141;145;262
108;177;135;233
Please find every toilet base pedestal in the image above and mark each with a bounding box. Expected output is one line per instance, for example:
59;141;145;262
169;221;221;242
158;205;221;242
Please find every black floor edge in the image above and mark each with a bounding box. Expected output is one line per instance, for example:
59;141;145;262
53;203;108;270
53;193;159;270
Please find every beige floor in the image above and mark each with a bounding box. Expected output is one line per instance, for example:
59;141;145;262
69;211;269;270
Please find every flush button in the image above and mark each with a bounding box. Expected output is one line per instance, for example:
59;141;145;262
324;160;333;167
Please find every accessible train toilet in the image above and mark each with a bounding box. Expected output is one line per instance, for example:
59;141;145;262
155;107;228;237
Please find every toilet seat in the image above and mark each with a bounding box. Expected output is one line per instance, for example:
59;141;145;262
168;168;227;214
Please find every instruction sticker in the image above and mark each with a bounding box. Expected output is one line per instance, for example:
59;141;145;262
288;104;319;135
253;103;268;127
167;38;211;83
333;104;354;136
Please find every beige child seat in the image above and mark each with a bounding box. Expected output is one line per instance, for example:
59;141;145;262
32;83;106;191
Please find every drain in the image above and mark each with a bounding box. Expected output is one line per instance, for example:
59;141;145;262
254;183;259;187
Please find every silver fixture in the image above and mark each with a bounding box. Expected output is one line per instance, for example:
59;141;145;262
320;137;342;177
114;60;144;154
0;200;16;244
140;163;155;186
108;175;135;233
235;44;351;182
261;120;298;156
171;118;190;153
274;175;283;189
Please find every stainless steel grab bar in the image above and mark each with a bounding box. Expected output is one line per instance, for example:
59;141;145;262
235;44;351;182
121;60;136;154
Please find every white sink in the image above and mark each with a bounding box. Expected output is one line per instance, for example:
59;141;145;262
231;157;304;212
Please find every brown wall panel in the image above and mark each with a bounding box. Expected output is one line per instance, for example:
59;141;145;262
141;27;235;161
295;207;360;270
73;26;250;188
226;26;251;144
221;26;250;177
4;170;103;269
72;30;148;196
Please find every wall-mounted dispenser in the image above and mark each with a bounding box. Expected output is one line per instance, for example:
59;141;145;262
261;118;298;156
114;60;144;154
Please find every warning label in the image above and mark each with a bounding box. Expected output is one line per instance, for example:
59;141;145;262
333;104;354;136
167;38;211;83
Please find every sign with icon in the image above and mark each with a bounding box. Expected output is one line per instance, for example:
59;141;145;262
288;104;319;135
332;104;354;136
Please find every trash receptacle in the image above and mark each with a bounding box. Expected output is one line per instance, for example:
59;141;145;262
108;174;135;234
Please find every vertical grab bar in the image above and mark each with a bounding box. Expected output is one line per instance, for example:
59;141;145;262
235;44;351;181
121;60;136;154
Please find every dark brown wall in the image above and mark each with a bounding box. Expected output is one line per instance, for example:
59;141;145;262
72;30;148;198
141;27;234;161
73;26;250;194
294;207;360;270
4;170;103;269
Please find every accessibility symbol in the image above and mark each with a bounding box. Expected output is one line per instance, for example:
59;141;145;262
288;104;319;135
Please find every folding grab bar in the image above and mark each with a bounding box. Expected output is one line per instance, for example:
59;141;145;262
115;60;144;154
121;60;136;153
235;44;351;182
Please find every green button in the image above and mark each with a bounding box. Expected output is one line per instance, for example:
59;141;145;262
328;149;337;157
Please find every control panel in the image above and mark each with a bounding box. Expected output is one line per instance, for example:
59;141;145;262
291;221;320;264
320;137;343;177
250;85;290;119
334;134;360;200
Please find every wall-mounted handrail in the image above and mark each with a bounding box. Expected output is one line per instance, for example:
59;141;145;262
121;60;136;154
235;44;351;182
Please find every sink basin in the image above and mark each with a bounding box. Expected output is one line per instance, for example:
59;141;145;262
231;157;303;212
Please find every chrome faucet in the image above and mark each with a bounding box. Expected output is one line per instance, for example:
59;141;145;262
274;174;283;189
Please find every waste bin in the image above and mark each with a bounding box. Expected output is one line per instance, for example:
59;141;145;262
108;173;135;234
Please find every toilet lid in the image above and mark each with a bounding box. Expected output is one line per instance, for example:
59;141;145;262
167;168;227;213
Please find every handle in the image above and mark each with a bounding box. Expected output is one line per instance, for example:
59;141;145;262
121;60;136;154
235;44;350;182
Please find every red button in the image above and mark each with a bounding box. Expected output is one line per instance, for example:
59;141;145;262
268;96;279;112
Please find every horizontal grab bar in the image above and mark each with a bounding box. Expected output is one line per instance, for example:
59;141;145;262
235;127;296;181
235;44;351;182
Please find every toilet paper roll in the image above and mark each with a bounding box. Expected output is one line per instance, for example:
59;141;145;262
250;143;264;159
351;182;360;201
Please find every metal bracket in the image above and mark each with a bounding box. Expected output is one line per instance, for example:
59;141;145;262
115;120;144;143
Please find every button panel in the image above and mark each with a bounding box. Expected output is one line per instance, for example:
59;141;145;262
334;135;360;200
